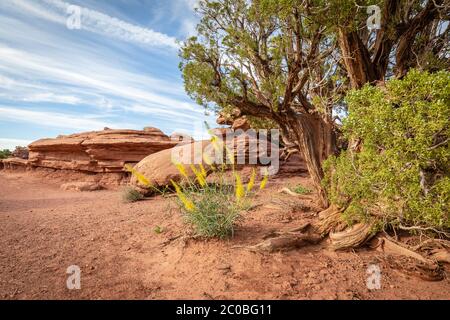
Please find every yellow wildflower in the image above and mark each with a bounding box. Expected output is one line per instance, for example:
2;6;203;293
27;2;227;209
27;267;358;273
234;172;245;200
247;168;256;192
203;152;213;166
211;135;224;154
171;180;196;212
173;162;189;180
199;163;208;178
124;164;151;186
224;143;235;165
259;168;269;190
190;164;206;187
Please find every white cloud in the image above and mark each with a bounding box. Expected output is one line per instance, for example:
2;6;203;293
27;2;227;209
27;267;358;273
8;0;179;49
125;104;199;122
0;46;201;115
0;138;33;150
181;19;197;37
0;1;217;141
22;93;82;105
0;106;135;131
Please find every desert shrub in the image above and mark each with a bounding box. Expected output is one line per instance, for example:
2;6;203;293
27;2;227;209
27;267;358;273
127;128;270;239
291;184;312;195
323;70;450;232
153;225;164;234
122;187;144;203
177;181;243;239
0;149;12;159
172;143;268;239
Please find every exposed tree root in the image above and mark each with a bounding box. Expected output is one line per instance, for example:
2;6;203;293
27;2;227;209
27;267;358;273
278;187;314;200
234;223;322;253
243;233;322;253
261;222;311;239
412;238;450;252
372;237;445;281
430;249;450;264
329;222;375;250
412;238;450;264
373;237;431;264
315;205;346;235
263;197;317;213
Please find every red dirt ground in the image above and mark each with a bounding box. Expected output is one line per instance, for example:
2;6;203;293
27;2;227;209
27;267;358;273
0;171;449;300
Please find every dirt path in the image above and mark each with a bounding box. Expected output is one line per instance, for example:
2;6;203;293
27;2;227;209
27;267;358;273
0;171;449;300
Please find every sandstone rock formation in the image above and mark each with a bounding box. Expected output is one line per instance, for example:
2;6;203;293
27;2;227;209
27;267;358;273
27;127;178;173
231;117;250;131
0;158;28;170
170;132;194;144
130;140;212;195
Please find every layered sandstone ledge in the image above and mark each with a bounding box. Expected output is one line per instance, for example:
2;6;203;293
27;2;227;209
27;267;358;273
1;127;179;177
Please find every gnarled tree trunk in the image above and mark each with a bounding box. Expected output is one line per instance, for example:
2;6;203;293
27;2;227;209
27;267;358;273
280;111;337;208
338;29;378;89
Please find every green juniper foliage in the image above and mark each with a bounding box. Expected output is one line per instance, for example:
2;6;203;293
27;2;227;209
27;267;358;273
0;149;12;159
323;70;450;230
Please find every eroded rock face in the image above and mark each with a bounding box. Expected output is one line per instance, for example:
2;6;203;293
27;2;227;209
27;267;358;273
27;128;179;173
170;132;194;144
0;158;28;170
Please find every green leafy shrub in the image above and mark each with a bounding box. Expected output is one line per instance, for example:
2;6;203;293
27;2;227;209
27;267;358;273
291;184;312;195
153;225;164;234
323;70;449;231
0;149;12;159
122;187;145;203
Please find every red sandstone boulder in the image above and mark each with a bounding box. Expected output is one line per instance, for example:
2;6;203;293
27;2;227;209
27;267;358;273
130;140;212;195
232;117;250;131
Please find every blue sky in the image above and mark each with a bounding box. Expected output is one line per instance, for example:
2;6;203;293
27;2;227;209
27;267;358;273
0;0;217;150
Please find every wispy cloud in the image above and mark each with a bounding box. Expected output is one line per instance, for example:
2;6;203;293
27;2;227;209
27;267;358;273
0;138;33;150
9;0;179;49
0;45;201;115
0;0;216;143
0;106;135;131
22;93;82;105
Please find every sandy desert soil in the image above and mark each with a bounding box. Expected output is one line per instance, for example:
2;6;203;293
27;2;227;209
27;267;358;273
0;171;449;300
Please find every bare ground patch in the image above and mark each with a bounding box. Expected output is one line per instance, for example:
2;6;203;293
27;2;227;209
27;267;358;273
0;172;449;300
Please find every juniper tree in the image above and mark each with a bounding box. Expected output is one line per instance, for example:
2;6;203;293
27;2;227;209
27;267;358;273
180;0;449;208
